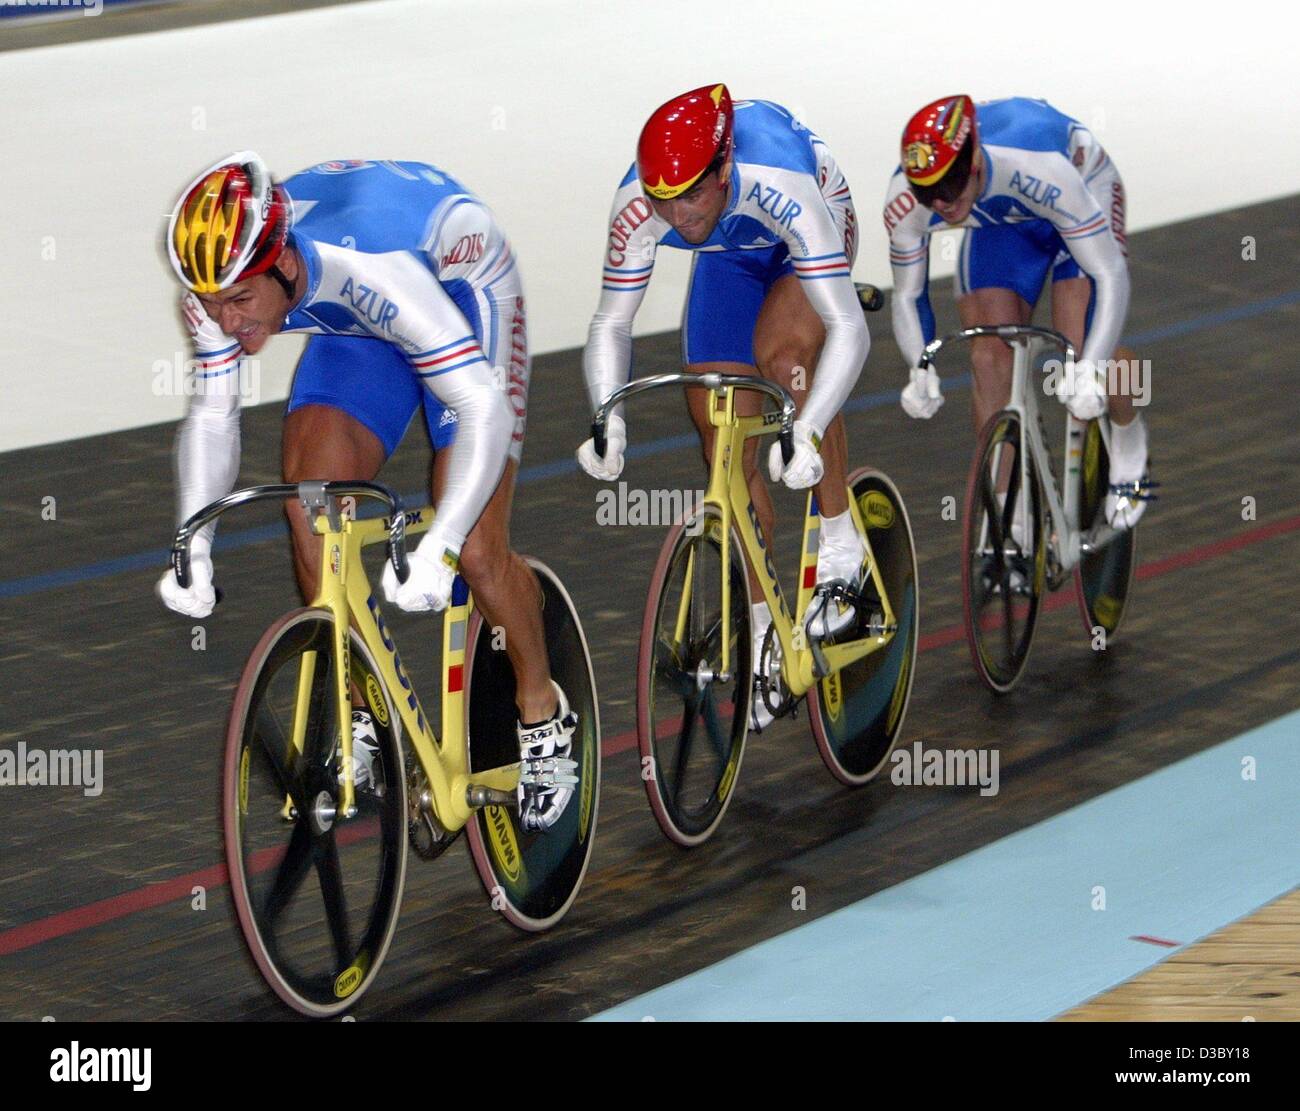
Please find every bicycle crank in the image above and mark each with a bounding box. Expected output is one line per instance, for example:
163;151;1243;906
756;623;796;721
406;757;460;861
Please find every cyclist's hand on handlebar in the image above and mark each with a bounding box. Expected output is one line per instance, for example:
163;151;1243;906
901;365;943;419
381;533;456;613
1060;358;1108;421
767;419;824;490
157;550;216;618
576;414;626;481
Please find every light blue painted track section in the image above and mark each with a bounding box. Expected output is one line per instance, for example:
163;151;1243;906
592;710;1300;1021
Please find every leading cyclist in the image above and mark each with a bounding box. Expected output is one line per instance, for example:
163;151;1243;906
576;84;871;732
885;95;1153;528
156;153;575;831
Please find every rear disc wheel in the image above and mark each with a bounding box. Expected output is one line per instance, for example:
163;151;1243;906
464;559;601;931
808;468;919;785
1073;419;1138;641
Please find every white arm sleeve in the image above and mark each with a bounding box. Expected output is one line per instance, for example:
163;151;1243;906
787;195;869;437
797;272;869;436
175;293;243;558
884;178;935;370
889;256;930;370
583;178;662;417
342;249;513;553
1044;155;1130;366
1060;220;1130;367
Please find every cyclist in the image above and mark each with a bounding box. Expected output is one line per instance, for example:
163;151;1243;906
885;95;1153;528
576;84;870;732
157;153;575;831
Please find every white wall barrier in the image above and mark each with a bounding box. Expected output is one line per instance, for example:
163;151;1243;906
1;0;1294;450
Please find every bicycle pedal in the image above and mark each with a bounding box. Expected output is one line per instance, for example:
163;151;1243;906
1108;478;1160;501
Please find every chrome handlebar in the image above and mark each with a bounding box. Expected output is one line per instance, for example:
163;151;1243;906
591;372;798;466
918;324;1076;370
169;480;410;590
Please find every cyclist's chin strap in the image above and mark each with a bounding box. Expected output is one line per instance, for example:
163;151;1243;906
268;263;295;301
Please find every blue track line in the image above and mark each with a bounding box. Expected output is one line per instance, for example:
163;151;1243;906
1;288;1295;600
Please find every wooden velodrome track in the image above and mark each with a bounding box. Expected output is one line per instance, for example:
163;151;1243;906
0;196;1296;1021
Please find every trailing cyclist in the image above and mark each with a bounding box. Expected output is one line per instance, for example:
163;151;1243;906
157;153;575;832
576;84;872;732
885;95;1153;529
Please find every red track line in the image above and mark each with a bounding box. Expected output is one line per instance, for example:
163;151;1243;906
0;864;229;957
1130;935;1182;948
2;514;1297;958
0;816;382;958
607;514;1300;755
1135;513;1300;579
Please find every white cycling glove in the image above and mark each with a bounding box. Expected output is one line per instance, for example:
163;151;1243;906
157;539;216;618
901;365;944;419
576;414;626;481
767;419;824;490
382;527;459;613
1060;358;1108;421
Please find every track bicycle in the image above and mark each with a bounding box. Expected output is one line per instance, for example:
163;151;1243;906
169;480;601;1016
920;325;1140;693
590;352;918;846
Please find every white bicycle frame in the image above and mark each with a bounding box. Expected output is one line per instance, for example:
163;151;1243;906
920;324;1123;576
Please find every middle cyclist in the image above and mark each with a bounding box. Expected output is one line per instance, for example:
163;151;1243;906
576;83;870;733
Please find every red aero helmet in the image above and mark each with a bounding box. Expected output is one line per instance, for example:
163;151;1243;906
638;83;734;200
901;95;977;187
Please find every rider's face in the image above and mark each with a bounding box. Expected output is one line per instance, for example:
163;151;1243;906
647;163;731;243
196;248;300;355
929;151;983;226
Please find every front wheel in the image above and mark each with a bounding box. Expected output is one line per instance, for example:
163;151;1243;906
807;468;918;785
637;506;752;847
962;409;1048;694
1073;419;1138;640
464;559;601;932
223;609;408;1018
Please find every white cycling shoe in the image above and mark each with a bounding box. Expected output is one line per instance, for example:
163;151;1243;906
516;681;580;833
805;527;867;640
1105;416;1156;530
336;709;381;792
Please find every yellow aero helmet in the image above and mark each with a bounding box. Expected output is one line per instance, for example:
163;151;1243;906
167;151;289;293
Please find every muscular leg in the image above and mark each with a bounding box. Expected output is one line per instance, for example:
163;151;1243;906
1051;276;1138;426
683;360;772;598
434;453;554;723
282;404;387;601
957;286;1033;435
753;272;848;515
1051;275;1149;525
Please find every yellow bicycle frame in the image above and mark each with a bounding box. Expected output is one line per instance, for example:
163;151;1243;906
290;504;520;828
686;385;898;699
